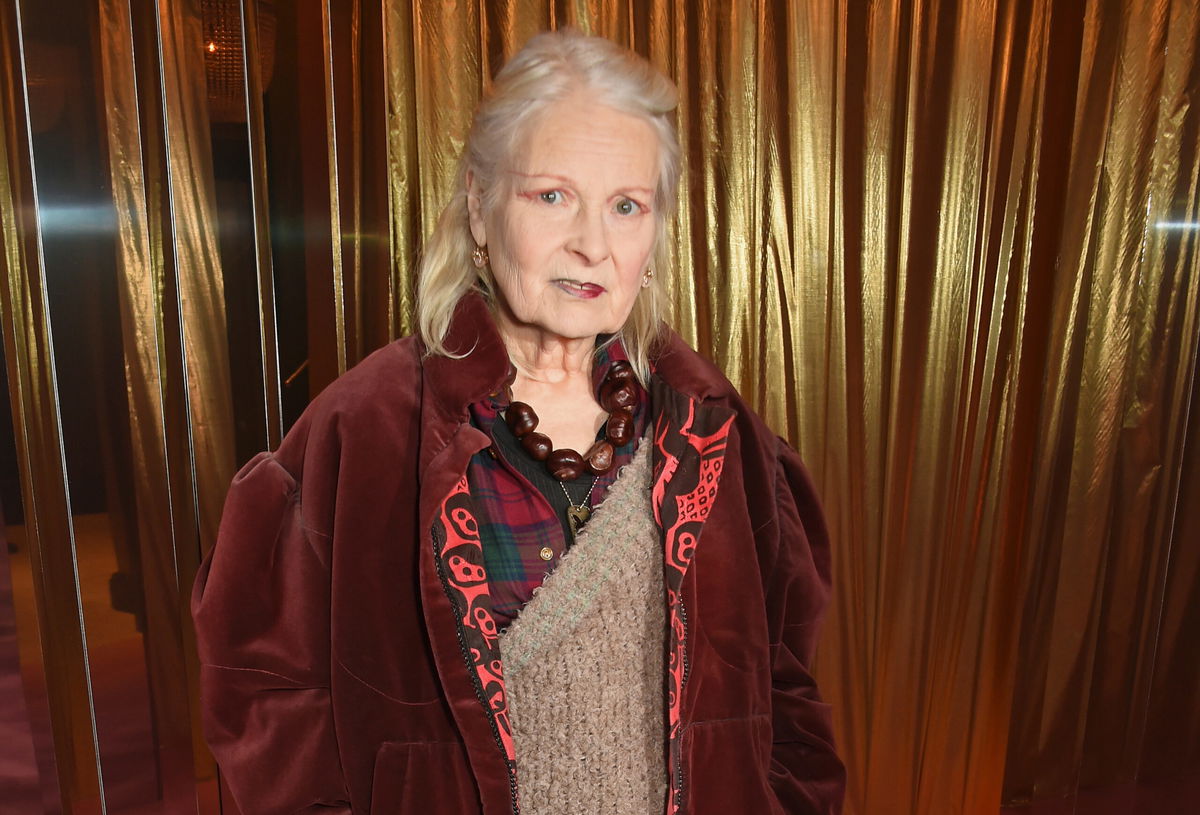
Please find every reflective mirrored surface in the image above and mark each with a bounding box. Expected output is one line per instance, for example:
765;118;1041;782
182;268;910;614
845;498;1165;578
22;0;172;810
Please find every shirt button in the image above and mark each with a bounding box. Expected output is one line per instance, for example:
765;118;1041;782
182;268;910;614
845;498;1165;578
538;547;554;561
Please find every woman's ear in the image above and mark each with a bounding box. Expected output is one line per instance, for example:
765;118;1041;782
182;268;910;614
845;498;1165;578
466;170;487;247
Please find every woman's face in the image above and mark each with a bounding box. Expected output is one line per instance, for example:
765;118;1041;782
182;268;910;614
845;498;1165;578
468;91;659;344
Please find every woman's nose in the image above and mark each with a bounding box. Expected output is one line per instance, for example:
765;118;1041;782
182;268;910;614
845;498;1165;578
565;206;611;265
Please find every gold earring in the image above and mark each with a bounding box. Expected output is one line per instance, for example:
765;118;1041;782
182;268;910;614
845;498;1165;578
472;245;489;268
641;269;654;288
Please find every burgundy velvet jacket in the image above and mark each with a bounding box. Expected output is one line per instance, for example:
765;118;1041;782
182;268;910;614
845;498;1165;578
192;294;845;814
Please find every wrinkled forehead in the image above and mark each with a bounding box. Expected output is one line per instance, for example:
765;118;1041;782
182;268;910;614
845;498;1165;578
503;91;660;182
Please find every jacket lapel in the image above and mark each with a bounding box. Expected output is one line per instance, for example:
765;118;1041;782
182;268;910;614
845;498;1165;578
417;294;519;813
649;377;735;815
428;474;517;752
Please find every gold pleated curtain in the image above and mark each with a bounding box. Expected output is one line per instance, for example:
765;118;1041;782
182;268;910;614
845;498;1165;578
0;1;1197;814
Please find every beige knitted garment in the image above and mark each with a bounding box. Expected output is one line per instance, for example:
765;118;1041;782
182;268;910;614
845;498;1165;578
498;438;667;814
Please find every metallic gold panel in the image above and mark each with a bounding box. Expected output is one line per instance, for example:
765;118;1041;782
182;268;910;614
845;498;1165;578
197;0;272;463
1141;340;1200;781
1076;0;1200;790
21;0;205;810
155;0;237;557
354;0;396;351
320;0;349;376
277;0;350;396
133;30;238;801
1;1;104;811
1004;0;1200;806
381;0;419;339
1138;0;1200;784
147;5;241;803
255;1;331;404
809;3;1061;810
239;0;284;449
96;0;212;811
324;0;393;367
411;0;482;238
124;0;223;807
555;0;638;44
483;0;551;77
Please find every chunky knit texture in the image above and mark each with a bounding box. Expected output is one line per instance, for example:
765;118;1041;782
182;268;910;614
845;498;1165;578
498;437;667;814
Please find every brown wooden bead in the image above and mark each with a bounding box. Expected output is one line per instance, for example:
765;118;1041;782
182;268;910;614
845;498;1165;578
600;381;638;412
505;401;538;438
547;448;585;480
599;380;618;410
607;360;634;381
605;408;634;446
612;384;637;409
521;431;552;461
584;441;615;474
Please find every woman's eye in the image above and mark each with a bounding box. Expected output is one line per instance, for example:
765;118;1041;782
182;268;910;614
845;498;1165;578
538;190;562;204
615;198;641;216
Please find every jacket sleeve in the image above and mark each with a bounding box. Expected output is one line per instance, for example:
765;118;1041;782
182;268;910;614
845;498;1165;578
192;452;352;814
766;439;846;813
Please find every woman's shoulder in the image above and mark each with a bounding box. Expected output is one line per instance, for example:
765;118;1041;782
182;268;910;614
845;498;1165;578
651;330;789;460
273;335;426;470
303;336;425;427
651;330;768;429
651;329;735;401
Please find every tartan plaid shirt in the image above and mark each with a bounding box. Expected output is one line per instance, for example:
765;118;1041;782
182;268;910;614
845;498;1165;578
466;342;648;629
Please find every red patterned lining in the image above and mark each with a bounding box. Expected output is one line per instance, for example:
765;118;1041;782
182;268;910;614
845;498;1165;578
433;476;516;767
651;395;734;814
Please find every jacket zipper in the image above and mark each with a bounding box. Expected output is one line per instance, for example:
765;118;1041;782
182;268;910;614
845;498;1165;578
673;590;690;811
679;593;691;689
431;523;520;815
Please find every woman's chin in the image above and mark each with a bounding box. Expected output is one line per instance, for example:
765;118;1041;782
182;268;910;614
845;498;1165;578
525;322;609;343
501;309;626;345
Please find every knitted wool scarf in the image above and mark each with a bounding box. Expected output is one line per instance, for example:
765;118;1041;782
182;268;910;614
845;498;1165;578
498;436;666;814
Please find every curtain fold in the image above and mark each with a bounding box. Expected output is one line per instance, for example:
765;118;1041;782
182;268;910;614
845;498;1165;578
1004;0;1200;804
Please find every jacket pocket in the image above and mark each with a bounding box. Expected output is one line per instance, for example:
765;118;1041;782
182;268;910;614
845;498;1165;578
682;715;780;815
369;740;481;814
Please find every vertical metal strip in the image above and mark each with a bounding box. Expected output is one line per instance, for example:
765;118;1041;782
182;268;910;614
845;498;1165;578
350;0;364;365
0;1;106;812
152;0;237;557
321;0;347;375
97;0;208;811
142;2;231;806
358;0;397;346
145;1;239;804
381;0;418;339
239;0;282;448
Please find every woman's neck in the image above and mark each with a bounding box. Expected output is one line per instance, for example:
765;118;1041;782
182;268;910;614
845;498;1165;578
497;319;607;453
497;315;596;387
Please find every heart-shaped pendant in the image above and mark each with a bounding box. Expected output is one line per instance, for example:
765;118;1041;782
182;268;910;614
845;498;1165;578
566;504;592;538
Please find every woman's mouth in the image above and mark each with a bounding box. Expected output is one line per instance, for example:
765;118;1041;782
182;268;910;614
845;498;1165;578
553;279;606;299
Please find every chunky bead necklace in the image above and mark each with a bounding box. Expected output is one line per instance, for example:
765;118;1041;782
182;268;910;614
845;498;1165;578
503;359;638;482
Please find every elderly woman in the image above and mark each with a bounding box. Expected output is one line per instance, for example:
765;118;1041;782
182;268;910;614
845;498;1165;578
193;28;843;815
